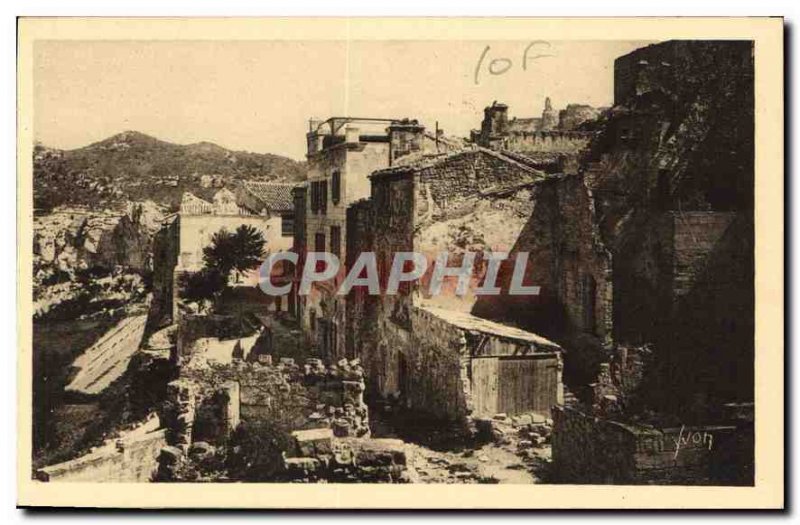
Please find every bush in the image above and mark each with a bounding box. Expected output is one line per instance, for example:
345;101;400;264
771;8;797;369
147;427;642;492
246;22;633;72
178;268;227;303
226;420;294;481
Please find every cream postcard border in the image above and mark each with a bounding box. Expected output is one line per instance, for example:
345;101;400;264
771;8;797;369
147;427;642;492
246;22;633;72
16;16;784;509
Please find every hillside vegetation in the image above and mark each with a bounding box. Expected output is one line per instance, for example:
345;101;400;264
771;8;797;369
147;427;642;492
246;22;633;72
34;131;306;212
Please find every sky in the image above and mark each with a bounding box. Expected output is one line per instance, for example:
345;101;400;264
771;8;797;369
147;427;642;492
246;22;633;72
34;40;652;161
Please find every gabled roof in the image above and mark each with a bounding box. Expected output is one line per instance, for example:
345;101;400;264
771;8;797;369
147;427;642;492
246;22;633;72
240;181;296;212
370;147;546;180
180;192;214;214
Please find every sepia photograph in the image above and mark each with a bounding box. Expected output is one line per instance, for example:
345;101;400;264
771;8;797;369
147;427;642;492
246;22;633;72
16;16;784;509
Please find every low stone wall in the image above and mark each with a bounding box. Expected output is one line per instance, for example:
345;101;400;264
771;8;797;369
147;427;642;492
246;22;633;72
36;418;166;482
551;406;752;484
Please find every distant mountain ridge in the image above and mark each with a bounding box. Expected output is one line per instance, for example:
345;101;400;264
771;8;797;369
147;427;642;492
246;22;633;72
34;131;307;212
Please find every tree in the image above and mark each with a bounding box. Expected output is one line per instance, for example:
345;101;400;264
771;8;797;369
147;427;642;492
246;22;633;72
202;225;266;283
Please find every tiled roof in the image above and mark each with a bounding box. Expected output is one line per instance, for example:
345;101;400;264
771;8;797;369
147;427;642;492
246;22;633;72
370;147;546;180
241;181;297;212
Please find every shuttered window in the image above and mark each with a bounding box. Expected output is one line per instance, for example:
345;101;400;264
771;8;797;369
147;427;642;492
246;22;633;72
332;170;341;205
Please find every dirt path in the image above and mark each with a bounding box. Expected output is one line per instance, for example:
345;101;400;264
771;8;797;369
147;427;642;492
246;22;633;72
370;405;554;484
403;438;550;484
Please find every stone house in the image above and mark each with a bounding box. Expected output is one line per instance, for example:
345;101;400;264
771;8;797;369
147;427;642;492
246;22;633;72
150;181;298;327
298;117;460;358
345;146;571;422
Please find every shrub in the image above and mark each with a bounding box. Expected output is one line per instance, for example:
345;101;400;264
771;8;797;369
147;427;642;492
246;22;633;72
226;420;294;481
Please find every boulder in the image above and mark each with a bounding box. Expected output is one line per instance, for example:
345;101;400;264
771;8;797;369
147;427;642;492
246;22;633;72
291;428;334;457
347;438;408;467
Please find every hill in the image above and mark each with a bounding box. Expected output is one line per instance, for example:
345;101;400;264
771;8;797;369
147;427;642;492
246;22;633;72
34;131;306;211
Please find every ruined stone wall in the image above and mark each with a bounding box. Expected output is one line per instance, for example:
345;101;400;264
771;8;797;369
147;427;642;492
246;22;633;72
149;216;179;328
404;307;472;420
613;211;737;344
583;41;755;413
357;151;570;416
412;150;542;314
471;173;613;383
651;213;755;410
167;356;370;451
283;430;415;483
503;131;591;156
670;212;736;301
559;104;602;131
551;406;751;485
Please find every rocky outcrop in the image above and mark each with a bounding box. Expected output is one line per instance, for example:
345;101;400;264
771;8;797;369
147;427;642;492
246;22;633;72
34;200;164;279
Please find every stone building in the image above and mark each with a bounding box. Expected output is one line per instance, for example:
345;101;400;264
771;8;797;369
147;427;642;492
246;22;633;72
298;117;460;357
345;147;567;422
150;181;297;327
175;184;294;273
470;98;598;173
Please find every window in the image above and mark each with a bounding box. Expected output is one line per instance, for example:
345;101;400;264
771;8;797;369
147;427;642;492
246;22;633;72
281;214;294;237
330;226;341;259
310;181;318;214
315;233;326;272
320;180;328;215
314;233;326;252
310;180;327;214
332;170;341;205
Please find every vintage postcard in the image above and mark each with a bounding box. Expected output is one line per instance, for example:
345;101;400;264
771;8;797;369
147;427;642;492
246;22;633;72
17;17;784;509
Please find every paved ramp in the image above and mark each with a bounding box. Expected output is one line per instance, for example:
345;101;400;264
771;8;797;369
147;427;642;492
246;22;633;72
65;314;148;395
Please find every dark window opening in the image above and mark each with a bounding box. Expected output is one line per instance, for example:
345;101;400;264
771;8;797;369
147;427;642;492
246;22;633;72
330;226;341;260
281;214;294;237
314;233;326;272
332;170;341;205
320;180;328;215
310;181;319;214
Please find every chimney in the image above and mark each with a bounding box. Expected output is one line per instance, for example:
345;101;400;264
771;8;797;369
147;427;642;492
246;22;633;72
306;119;324;156
345;125;360;144
388;119;425;164
306;131;318;156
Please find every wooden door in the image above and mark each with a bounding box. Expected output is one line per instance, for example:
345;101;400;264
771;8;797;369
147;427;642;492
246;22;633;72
471;356;558;416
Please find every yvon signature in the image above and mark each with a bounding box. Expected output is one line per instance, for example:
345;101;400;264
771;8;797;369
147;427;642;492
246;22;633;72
672;425;714;460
